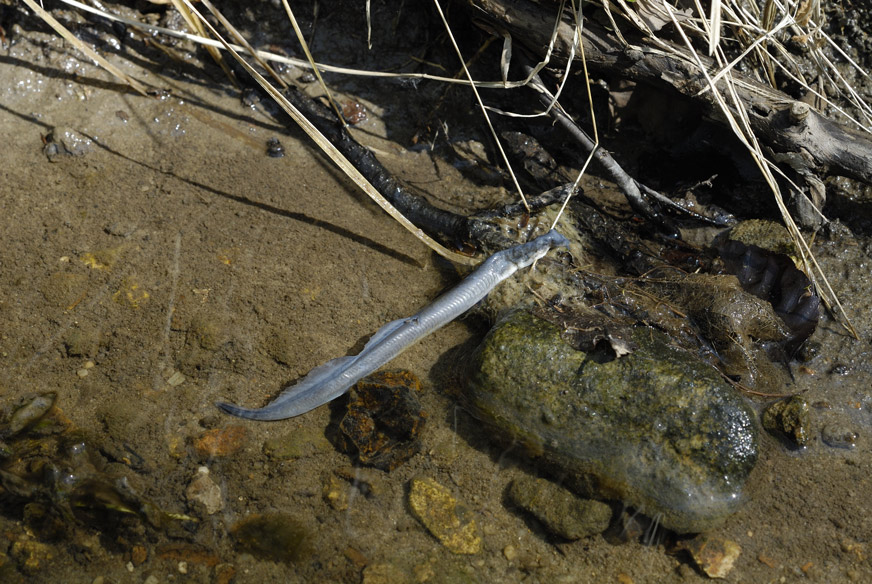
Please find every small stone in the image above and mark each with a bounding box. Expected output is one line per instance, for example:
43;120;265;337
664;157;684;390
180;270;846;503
266;137;285;158
675;534;741;579
166;370;186;387
503;545;517;561
194;426;247;458
822;424;859;449
186;467;224;514
213;563;236;584
508;476;612;540
323;475;349;511
762;396;812;447
43;126;92;161
408;477;481;555
178;561;188;574
130;545;148;566
362;563;408;584
337;370;427;471
8;393;56;436
230;513;312;563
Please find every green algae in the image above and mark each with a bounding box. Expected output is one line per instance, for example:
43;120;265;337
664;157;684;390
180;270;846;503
465;310;759;533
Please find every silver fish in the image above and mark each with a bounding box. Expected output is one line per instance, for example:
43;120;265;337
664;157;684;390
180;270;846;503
217;229;569;421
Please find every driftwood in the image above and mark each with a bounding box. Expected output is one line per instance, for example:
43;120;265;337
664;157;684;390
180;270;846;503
461;0;872;188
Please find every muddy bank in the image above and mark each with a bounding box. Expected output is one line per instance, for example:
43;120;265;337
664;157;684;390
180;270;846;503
2;1;872;583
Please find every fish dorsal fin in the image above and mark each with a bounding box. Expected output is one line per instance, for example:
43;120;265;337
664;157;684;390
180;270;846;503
361;317;409;352
277;354;357;398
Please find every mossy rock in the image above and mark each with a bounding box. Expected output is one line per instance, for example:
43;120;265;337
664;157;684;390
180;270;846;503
465;310;759;533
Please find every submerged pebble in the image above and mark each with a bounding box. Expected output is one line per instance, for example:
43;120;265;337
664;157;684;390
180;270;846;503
6;393;56;437
821;424;859;449
193;426;246;458
43;126;92;161
675;534;742;578
229;514;312;563
762;396;812;447
508;476;612;540
185;467;223;515
408;477;481;554
465;310;759;534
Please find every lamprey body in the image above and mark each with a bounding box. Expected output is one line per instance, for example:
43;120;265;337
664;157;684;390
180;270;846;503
217;229;570;421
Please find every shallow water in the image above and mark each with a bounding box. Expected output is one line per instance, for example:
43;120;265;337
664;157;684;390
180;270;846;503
2;3;872;583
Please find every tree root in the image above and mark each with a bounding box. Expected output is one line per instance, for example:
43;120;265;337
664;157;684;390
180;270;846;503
463;0;872;190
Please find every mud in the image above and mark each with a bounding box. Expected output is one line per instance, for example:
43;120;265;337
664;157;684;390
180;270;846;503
2;1;872;583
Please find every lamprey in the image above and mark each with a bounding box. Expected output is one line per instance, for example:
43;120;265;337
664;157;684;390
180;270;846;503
217;229;569;421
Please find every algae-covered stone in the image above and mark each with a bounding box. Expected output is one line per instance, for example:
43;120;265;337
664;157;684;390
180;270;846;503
762;396;811;447
465;310;759;534
230;513;312;563
508;476;612;540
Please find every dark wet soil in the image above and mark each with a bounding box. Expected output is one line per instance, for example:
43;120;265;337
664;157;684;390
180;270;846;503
2;1;872;583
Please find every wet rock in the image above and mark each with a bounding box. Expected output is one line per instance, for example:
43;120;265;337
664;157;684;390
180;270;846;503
185;467;223;515
43;126;92;161
337;370;427;471
266;137;285;158
465;310;759;534
762;396;812;447
507;476;612;540
821;424;859;449
408;477;481;554
5;393;56;437
675;534;741;578
130;545;148;566
193;426;246;458
229;513;312;563
0;394;193;541
323;475;350;511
